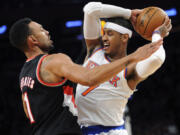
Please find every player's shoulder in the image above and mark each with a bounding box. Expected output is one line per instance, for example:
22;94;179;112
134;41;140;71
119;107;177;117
43;53;72;67
47;53;67;57
46;53;71;61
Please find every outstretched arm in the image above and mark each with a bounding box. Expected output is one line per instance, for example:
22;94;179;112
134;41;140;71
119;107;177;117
42;40;162;87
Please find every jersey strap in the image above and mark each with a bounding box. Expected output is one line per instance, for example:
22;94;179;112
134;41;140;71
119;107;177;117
36;55;67;87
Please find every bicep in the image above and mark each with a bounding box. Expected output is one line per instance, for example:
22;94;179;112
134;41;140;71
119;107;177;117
48;54;90;85
61;62;90;84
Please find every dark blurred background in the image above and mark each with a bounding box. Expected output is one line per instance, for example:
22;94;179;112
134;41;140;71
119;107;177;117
0;0;180;135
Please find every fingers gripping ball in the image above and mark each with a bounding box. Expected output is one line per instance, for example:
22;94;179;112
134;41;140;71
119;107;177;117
136;7;167;40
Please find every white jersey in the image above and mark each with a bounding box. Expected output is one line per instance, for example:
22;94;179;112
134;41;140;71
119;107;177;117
76;48;135;127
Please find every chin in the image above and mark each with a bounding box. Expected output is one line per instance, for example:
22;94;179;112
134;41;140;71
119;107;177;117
48;45;54;51
104;51;110;56
42;45;54;53
50;40;53;45
104;49;110;55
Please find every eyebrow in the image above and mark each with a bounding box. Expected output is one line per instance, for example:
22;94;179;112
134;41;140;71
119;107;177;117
39;24;43;28
104;29;113;32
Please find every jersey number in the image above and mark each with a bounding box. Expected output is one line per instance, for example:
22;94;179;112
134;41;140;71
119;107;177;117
23;92;35;123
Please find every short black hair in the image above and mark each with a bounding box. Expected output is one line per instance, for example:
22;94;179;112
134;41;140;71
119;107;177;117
105;17;133;32
9;17;32;51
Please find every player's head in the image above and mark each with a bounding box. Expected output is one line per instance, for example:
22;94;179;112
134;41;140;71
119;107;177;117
9;17;53;53
102;17;133;57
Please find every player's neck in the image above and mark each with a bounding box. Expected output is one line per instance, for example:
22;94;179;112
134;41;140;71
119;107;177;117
107;50;127;62
25;48;47;59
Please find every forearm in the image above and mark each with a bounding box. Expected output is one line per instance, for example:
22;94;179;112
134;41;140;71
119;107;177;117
84;2;131;19
83;2;131;39
136;34;166;78
83;54;135;86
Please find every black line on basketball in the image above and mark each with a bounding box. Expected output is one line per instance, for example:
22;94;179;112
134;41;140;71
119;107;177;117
143;9;159;35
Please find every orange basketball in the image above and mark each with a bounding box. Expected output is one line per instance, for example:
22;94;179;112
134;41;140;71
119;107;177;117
136;7;167;40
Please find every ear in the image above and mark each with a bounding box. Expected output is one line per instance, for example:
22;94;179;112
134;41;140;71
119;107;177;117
27;35;39;48
122;34;129;43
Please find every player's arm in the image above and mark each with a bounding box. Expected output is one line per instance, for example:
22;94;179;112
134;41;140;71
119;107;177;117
83;2;132;52
44;40;162;87
126;16;172;89
46;53;132;86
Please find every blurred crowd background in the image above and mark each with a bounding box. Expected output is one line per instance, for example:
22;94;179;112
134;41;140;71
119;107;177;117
0;0;180;135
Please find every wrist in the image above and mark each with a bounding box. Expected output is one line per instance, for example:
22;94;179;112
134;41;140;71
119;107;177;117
152;30;160;35
128;53;137;63
125;9;132;19
152;32;162;42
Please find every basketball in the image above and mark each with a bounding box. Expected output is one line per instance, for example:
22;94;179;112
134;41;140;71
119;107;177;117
136;7;167;40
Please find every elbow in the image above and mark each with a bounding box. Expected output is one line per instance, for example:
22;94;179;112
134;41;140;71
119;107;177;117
154;55;165;67
157;49;166;64
150;56;164;69
151;45;166;66
88;79;98;87
154;46;166;65
83;2;102;16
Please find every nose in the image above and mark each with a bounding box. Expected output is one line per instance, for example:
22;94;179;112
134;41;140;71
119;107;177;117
102;34;108;42
45;29;49;35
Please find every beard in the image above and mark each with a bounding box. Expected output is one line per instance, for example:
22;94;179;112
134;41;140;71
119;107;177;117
48;44;54;51
41;44;54;53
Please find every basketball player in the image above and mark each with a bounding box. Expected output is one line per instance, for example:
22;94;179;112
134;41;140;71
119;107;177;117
75;2;172;135
9;17;162;135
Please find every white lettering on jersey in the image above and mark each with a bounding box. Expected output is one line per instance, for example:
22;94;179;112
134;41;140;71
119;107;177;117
20;76;35;91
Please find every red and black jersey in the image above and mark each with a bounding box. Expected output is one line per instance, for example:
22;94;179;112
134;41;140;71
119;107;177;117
19;54;82;135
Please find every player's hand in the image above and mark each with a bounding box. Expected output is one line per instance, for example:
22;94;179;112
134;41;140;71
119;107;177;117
132;39;163;61
130;9;142;31
154;16;172;38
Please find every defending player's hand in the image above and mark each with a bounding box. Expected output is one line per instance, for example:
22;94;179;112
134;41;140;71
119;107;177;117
132;38;163;62
154;16;172;38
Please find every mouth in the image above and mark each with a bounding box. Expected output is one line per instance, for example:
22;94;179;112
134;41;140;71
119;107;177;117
48;35;53;43
103;43;110;50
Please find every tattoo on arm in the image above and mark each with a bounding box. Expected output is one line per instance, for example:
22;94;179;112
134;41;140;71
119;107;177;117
40;70;52;83
159;26;167;37
39;56;54;83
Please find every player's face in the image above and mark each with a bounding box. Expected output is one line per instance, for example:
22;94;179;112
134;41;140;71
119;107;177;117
28;21;54;52
102;28;125;57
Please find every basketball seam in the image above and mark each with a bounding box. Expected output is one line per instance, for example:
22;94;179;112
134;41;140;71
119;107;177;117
143;9;159;35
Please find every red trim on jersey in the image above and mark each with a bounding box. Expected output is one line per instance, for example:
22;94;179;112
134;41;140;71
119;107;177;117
63;86;73;95
71;95;77;108
63;86;77;108
26;56;37;62
36;55;67;87
23;92;35;124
